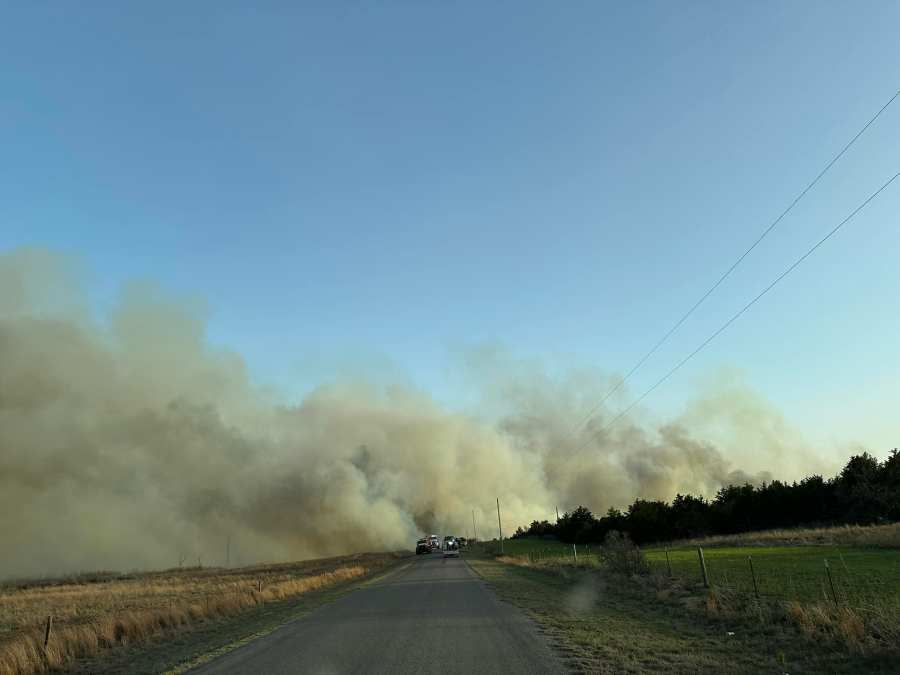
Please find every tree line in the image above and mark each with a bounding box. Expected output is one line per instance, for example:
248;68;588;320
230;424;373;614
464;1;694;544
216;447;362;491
512;449;900;545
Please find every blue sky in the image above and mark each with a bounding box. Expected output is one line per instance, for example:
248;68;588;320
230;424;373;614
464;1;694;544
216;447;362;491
2;2;898;454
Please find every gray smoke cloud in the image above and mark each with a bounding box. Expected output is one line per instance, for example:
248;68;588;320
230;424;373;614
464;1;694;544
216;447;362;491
0;248;819;579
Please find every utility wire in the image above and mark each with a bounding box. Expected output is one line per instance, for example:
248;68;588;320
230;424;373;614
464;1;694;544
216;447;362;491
572;88;900;435
583;170;899;443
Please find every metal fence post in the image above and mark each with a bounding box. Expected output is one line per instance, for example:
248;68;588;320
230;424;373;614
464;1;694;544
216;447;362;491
748;556;760;600
697;546;710;588
825;559;838;606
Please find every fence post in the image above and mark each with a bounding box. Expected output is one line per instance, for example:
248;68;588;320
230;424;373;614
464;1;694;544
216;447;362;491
496;497;504;555
697;546;710;588
665;549;672;577
44;615;53;649
824;559;838;606
573;544;577;564
748;556;760;600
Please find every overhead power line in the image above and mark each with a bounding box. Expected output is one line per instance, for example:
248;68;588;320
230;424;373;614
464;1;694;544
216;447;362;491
573;88;900;436
585;169;899;443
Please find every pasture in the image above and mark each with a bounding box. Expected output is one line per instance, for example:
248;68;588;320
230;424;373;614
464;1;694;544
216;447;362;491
487;527;900;664
497;529;900;607
645;545;900;604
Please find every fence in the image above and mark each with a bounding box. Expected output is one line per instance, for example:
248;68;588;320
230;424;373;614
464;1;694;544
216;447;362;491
503;541;900;610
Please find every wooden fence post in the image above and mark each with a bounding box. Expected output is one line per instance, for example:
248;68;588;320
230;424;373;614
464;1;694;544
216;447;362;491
665;549;672;577
496;497;504;555
697;546;710;588
44;615;53;649
748;556;760;600
573;544;577;564
824;559;838;606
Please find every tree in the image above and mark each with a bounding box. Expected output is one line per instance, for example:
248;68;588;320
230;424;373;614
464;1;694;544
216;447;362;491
669;494;712;539
509;448;900;546
557;506;597;543
880;449;900;520
626;500;671;544
836;452;884;523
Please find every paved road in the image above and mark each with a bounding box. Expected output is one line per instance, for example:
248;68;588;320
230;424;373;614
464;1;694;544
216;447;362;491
192;552;566;674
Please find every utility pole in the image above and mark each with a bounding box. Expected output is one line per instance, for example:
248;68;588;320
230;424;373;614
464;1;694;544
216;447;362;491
472;510;478;542
496;497;504;555
226;535;231;568
556;506;560;521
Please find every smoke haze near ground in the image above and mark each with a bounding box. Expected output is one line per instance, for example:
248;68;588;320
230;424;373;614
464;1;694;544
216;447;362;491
0;249;824;579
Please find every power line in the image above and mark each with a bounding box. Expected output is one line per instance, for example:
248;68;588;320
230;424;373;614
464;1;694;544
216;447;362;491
572;88;900;436
585;170;899;442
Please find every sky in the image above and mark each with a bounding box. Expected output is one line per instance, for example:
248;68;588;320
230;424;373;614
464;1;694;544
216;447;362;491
2;1;899;458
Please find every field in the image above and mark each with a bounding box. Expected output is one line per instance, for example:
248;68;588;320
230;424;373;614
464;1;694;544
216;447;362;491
499;521;900;554
479;524;900;669
645;545;900;604
466;554;899;674
497;523;900;605
0;553;404;675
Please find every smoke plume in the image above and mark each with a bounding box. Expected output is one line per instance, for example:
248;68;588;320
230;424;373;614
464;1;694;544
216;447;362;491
0;248;816;578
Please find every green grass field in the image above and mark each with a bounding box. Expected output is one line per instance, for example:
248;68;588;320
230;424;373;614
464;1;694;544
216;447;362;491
497;537;900;606
482;537;579;558
466;555;898;674
644;545;900;604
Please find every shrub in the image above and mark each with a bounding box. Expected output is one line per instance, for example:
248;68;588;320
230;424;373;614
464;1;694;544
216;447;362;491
599;531;649;576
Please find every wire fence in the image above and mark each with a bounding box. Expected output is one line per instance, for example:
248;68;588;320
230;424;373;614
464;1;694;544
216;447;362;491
497;542;900;609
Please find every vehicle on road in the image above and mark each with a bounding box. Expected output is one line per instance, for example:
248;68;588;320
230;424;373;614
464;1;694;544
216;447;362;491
415;538;431;555
443;535;459;557
428;534;440;551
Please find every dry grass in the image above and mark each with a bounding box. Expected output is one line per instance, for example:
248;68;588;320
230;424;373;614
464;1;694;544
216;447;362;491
501;543;900;660
642;561;900;658
469;555;895;673
494;524;900;665
664;522;900;550
0;553;401;675
707;586;900;656
495;555;600;574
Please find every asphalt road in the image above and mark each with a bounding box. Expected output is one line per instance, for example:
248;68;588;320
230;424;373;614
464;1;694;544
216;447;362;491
192;552;566;675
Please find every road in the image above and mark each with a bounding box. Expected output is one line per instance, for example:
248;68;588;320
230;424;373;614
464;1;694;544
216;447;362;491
192;551;566;674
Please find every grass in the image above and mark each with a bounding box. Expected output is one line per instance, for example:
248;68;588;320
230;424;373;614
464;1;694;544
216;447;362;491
485;523;900;669
663;522;900;550
501;523;900;606
0;553;404;675
643;545;900;604
500;521;900;557
467;554;900;673
489;538;583;558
